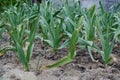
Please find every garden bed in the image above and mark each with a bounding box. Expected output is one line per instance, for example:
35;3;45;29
0;1;120;80
0;35;120;80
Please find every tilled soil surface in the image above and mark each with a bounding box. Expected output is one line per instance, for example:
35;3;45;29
0;34;120;80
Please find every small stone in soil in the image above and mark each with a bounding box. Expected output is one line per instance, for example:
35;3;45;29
108;75;115;80
10;74;16;79
75;65;86;73
111;68;119;73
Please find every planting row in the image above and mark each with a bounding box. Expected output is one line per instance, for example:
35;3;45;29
0;1;120;71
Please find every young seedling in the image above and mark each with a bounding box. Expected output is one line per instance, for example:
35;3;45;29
82;5;96;61
45;16;83;68
46;28;79;68
0;4;40;70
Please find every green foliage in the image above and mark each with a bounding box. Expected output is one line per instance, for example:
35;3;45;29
38;2;65;52
0;3;39;70
46;28;79;68
95;2;118;64
0;0;120;70
81;5;97;61
96;17;114;64
0;0;30;12
46;16;83;68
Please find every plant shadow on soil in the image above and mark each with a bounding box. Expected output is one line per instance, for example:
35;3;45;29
0;34;120;80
